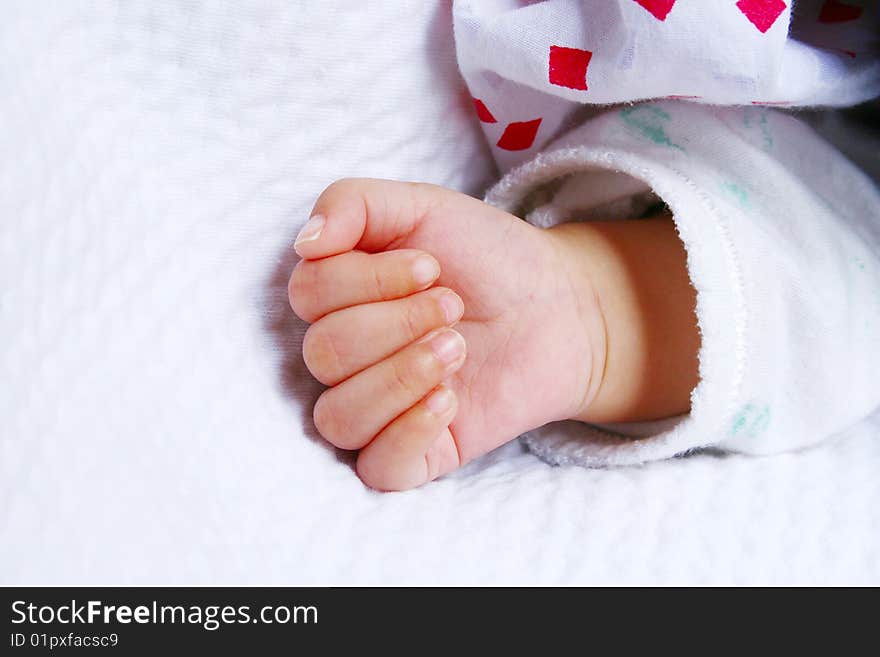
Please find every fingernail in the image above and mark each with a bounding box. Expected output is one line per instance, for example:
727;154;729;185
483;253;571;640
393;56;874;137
425;387;454;415
428;329;464;366
294;214;325;250
412;255;440;287
439;292;464;324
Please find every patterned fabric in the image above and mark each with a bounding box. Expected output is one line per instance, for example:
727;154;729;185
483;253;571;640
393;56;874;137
454;0;880;170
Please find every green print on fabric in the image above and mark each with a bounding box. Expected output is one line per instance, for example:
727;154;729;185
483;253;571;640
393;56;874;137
742;107;773;151
852;256;866;272
729;403;771;439
620;105;685;152
721;181;750;209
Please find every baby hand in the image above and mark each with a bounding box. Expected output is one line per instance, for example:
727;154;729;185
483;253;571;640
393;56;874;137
290;244;466;491
287;178;697;491
288;178;601;491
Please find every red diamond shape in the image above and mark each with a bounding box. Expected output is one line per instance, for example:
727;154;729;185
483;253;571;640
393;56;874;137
818;1;863;23
472;98;497;123
496;118;543;151
633;0;677;21
736;0;787;33
548;45;592;91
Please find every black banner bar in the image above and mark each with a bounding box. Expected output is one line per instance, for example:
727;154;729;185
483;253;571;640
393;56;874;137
0;586;857;653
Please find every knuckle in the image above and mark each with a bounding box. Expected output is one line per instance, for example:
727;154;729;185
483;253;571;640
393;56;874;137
406;181;445;217
357;447;426;492
371;264;388;300
321;177;373;203
287;263;305;316
399;299;430;343
302;324;344;385
288;261;320;322
398;292;448;343
312;391;357;449
386;350;434;399
314;178;361;215
356;451;407;492
311;394;334;438
322;178;355;197
377;251;418;299
355;452;390;491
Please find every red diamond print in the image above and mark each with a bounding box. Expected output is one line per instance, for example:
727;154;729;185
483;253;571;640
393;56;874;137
548;46;592;91
736;0;787;33
818;1;863;23
496;118;543;151
472;98;497;123
633;0;677;21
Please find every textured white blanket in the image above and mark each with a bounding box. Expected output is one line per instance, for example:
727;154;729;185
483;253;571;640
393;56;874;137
2;1;878;585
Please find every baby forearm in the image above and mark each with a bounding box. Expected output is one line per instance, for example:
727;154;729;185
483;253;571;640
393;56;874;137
548;216;700;424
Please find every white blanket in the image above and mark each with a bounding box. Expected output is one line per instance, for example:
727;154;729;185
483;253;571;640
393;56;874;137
2;1;878;585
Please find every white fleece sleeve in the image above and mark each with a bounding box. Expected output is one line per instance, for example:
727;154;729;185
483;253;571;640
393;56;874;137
485;100;880;467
